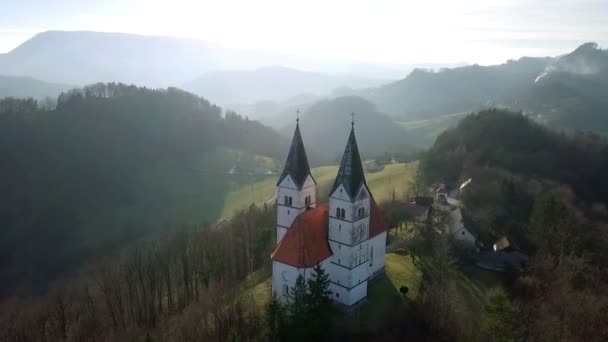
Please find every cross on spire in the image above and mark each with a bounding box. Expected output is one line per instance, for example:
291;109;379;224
296;109;300;124
351;112;355;127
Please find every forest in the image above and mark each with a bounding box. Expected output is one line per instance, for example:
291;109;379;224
2;106;608;340
418;109;608;340
0;83;286;298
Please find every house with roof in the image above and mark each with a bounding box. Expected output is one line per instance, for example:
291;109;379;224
448;207;478;248
434;181;478;248
271;119;387;306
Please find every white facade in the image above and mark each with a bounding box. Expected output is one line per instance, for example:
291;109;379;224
272;258;332;302
449;208;476;247
368;231;387;277
327;184;371;306
276;175;316;243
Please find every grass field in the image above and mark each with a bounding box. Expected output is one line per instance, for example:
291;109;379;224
248;252;422;334
220;161;418;218
246;249;502;336
397;112;468;131
336;252;422;333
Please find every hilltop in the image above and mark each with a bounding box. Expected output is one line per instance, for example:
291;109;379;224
285;96;416;163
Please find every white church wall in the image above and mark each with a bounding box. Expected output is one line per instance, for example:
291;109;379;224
276;178;310;244
328;240;370;269
277;175;316;230
329;256;369;290
329;183;351;202
368;232;387;277
453;228;476;246
328;216;370;246
272;261;298;302
272;258;332;303
276;204;301;235
330;280;368;306
276;226;287;243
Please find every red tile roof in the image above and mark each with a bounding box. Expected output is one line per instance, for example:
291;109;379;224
272;200;388;268
272;204;332;268
369;198;388;238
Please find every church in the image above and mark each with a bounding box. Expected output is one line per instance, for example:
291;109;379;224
271;118;388;306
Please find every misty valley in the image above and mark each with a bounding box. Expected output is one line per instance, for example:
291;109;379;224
0;24;607;342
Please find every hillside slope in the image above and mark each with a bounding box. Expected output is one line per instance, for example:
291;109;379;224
0;84;287;298
286;96;414;163
0;75;72;99
364;42;608;136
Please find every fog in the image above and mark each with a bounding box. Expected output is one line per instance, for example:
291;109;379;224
2;0;607;64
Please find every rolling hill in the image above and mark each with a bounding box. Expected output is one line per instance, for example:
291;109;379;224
0;75;72;99
285;96;415;163
182;66;386;106
0;84;287;298
363;42;608;136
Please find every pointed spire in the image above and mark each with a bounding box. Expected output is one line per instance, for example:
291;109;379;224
330;124;366;199
277;114;312;189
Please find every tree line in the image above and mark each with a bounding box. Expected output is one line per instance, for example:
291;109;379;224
418;109;608;341
0;204;275;341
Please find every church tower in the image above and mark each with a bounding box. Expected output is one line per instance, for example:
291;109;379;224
276;119;316;244
327;121;372;306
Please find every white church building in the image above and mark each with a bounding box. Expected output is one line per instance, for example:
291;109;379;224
271;119;387;306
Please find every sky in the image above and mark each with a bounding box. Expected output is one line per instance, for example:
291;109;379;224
1;0;607;65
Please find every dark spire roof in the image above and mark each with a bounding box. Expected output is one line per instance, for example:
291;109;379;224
277;121;313;189
330;126;367;199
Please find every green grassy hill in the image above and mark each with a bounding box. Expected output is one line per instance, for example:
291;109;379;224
220;161;418;218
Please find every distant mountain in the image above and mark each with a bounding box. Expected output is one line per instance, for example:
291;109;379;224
0;75;72;99
0;31;239;86
182;66;387;105
363;42;608;135
286;96;413;163
0;30;408;88
364;55;552;118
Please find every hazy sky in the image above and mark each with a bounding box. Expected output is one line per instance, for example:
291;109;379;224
1;0;607;65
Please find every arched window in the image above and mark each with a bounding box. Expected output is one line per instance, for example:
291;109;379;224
370;246;374;266
335;207;340;218
288;196;293;206
341;208;346;219
284;196;288;206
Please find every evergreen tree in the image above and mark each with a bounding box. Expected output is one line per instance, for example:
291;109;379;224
306;264;333;339
286;274;309;340
482;288;523;342
264;294;286;341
